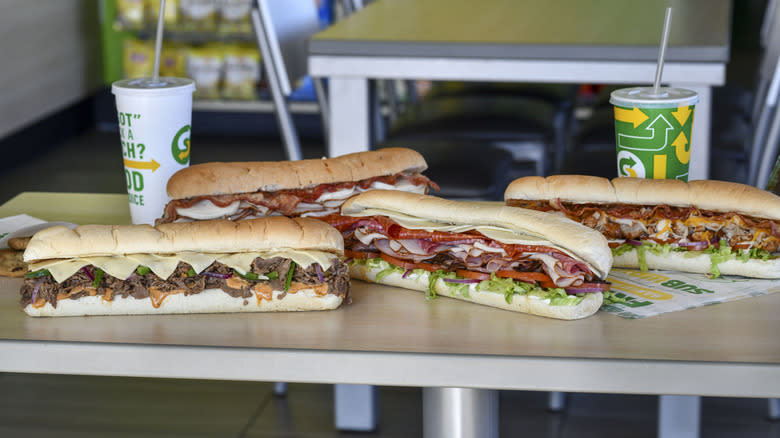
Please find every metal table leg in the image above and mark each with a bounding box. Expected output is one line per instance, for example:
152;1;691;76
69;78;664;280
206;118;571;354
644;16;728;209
658;395;700;438
423;387;498;438
334;384;378;431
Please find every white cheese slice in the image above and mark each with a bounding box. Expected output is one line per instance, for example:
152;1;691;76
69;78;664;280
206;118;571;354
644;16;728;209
177;200;240;219
31;250;337;283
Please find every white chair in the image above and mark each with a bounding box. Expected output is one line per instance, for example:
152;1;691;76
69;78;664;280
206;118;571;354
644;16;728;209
250;0;329;161
747;0;780;188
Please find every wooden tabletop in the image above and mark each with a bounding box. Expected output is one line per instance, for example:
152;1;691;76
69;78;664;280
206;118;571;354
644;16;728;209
309;0;731;62
1;192;779;397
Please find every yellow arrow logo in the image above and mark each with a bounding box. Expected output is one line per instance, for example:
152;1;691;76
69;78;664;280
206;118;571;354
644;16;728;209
178;138;190;161
672;131;690;164
124;158;161;172
672;105;692;126
614;107;649;128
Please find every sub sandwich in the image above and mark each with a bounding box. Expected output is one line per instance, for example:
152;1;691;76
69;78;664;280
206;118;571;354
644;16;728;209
20;217;349;317
332;190;613;320
157;148;437;224
505;175;780;278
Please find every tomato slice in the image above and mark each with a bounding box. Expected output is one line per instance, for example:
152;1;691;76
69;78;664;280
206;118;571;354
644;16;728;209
494;270;551;283
344;249;381;260
455;269;491;281
379;253;444;272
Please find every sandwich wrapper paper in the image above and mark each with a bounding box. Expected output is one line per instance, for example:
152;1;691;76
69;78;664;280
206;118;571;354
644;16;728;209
602;268;780;319
0;214;46;249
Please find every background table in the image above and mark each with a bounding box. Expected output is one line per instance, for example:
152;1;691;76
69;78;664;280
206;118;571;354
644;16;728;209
308;0;731;180
2;192;780;437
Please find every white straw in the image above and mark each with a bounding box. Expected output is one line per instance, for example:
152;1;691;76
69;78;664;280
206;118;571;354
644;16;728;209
653;7;673;94
152;0;166;84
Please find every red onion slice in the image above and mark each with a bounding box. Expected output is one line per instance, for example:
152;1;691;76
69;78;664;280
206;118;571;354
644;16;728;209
402;269;413;278
443;278;481;284
314;263;325;282
625;240;642;246
204;272;231;279
31;278;43;304
81;267;94;280
678;240;709;250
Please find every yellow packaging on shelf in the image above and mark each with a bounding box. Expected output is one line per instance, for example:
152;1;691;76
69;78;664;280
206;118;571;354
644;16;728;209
179;0;218;32
160;43;188;78
222;44;260;100
116;0;146;30
122;37;155;78
145;0;179;27
218;0;252;35
186;45;223;100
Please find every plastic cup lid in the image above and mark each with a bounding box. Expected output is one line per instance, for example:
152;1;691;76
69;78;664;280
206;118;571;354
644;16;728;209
610;87;699;108
112;77;196;97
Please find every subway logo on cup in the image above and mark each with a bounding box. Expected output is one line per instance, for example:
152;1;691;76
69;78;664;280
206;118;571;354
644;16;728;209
610;87;699;182
172;125;191;165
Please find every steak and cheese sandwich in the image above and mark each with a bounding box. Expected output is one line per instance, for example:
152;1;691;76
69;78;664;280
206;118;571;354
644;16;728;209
157;148;437;224
505;175;780;278
20;217;349;316
332;191;613;320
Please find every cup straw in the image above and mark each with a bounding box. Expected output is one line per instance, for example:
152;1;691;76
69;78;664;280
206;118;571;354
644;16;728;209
652;7;673;95
152;0;167;84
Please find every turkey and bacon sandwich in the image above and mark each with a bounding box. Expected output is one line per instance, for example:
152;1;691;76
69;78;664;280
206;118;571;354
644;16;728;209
505;175;780;278
20;217;349;317
157;148;437;224
329;190;613;320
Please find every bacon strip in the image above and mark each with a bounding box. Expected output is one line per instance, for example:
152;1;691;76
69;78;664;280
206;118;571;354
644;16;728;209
158;172;436;224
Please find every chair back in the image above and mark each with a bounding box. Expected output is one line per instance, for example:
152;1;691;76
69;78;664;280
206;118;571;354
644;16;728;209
256;0;320;96
747;0;780;187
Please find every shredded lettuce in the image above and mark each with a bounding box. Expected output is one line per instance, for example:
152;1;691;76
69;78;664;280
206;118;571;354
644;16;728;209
356;257;588;306
612;239;777;278
602;291;627;305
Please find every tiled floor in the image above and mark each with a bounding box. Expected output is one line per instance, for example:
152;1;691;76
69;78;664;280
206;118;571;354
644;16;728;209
0;373;778;437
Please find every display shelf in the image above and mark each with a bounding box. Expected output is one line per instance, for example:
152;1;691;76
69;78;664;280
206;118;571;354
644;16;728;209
193;99;320;114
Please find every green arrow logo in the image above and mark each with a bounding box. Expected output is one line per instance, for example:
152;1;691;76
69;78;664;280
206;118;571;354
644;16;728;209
617;114;674;152
619;156;637;169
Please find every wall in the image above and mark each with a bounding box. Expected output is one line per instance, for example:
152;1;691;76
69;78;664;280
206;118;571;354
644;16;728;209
0;0;103;139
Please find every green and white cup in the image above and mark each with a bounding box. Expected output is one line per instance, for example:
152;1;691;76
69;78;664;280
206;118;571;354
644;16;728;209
610;87;699;181
112;77;195;225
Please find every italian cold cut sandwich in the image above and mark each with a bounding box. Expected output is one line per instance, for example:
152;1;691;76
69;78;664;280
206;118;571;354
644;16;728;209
157;148;437;223
331;190;613;320
504;175;780;278
20;217;349;316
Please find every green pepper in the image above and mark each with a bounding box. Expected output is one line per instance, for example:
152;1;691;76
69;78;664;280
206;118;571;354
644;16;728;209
284;261;296;292
136;266;151;275
25;269;51;279
187;268;197;277
93;268;103;288
266;271;279;280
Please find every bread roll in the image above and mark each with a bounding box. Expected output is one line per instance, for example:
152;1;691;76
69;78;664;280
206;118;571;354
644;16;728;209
167;148;428;199
24;217;343;262
350;264;602;320
504;175;780;220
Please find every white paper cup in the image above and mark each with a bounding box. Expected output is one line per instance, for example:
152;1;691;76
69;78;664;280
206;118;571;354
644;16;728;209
112;77;196;224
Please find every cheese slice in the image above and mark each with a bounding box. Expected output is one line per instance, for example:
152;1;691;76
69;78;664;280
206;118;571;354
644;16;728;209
31;249;337;283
